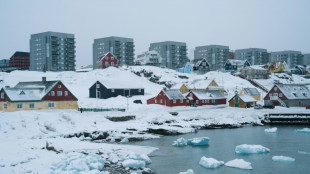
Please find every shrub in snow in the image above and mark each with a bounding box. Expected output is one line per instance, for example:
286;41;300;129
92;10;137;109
49;153;105;173
265;127;277;133
295;128;310;133
235;144;270;154
272;156;295;163
179;169;195;174
44;122;56;132
122;159;145;169
172;137;188;147
199;156;224;169
225;159;252;170
120;137;129;144
187;137;209;146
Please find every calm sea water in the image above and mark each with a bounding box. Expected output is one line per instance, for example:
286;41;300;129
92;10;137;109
131;126;310;174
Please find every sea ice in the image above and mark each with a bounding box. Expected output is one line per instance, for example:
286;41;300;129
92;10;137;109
179;169;195;174
235;144;270;154
272;156;295;163
122;159;146;169
172;137;188;147
199;156;224;169
120;137;129;144
123;152;152;164
225;159;253;170
295;128;310;133
265;127;277;133
187;137;209;146
298;150;310;155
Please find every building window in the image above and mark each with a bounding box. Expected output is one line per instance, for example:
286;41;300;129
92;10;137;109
96;84;100;88
196;100;199;104
57;91;62;96
279;93;282;97
111;89;115;92
173;99;176;103
58;85;61;88
29;103;35;108
17;103;23;109
65;91;68;96
202;100;204;104
180;99;183;103
4;104;7;109
111;62;114;66
155;99;157;103
138;89;141;92
235;97;238;102
105;56;108;60
105;62;109;66
160;99;162;103
274;87;277;91
48;102;55;107
1;92;4;99
111;57;114;60
51;91;55;96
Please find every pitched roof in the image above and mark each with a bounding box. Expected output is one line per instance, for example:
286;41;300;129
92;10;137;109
98;52;118;62
225;59;248;66
188;79;217;89
98;80;144;89
243;88;260;95
171;83;188;90
11;51;30;58
275;84;310;99
163;89;185;100
229;94;256;103
191;90;226;100
195;58;209;67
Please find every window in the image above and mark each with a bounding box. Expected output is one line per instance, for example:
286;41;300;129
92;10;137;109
105;56;108;60
274;87;277;91
275;93;278;97
57;91;62;96
155;99;157;103
111;62;114;66
105;62;109;66
138;89;141;92
173;99;176;103
269;93;272;97
180;99;183;103
4;104;7;109
48;102;55;107
0;92;3;99
202;100;204;104
196;100;199;104
235;97;238;102
190;93;193;98
17;103;23;109
96;84;100;88
212;100;215;103
51;91;55;96
160;99;162;103
58;85;61;88
65;91;68;96
29;103;35;108
111;89;115;92
279;93;283;97
111;57;114;60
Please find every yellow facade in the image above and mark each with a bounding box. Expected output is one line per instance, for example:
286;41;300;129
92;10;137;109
179;84;189;94
0;101;78;112
208;80;219;87
240;89;261;101
268;62;285;73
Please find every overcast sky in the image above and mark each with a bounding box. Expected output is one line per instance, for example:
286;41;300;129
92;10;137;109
1;0;309;67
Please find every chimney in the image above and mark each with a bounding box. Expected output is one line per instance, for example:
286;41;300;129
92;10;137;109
42;77;46;83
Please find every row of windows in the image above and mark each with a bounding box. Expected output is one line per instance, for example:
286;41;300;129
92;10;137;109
95;84;142;93
154;99;215;104
4;102;55;109
50;91;68;96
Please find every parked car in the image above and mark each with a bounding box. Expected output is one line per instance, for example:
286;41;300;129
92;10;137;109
133;100;142;104
254;104;263;109
306;105;310;109
263;105;275;109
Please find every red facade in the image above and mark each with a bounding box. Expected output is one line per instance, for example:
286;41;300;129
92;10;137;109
147;91;187;107
0;88;10;102
43;82;77;101
264;85;288;106
9;52;30;70
185;91;226;106
98;52;118;69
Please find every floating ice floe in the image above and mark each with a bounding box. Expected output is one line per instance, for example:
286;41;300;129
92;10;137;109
172;137;188;147
179;169;195;174
265;127;277;133
298;150;310;155
188;137;209;146
225;159;252;170
199;156;224;169
122;159;146;169
120;137;129;144
49;153;107;173
272;156;295;163
123;152;152;165
295;128;310;133
235;144;270;154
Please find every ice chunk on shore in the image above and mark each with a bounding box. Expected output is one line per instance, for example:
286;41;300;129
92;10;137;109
272;156;295;163
179;169;195;174
124;152;152;164
122;159;145;169
235;144;270;154
187;137;209;146
295;128;310;133
120;137;129;144
225;159;252;170
199;156;224;169
172;137;188;147
265;127;277;133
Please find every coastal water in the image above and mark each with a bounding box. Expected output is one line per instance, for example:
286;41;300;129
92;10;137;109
131;126;310;174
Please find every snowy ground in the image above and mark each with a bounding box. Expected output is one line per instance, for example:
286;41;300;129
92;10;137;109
1;66;310;173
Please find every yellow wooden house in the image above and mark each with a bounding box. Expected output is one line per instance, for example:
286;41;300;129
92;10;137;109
189;79;225;95
229;94;257;108
240;88;261;101
171;84;190;94
268;62;286;73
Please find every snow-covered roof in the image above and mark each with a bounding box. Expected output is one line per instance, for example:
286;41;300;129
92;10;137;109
188;79;216;89
276;84;310;99
192;90;226;100
170;83;188;90
194;58;209;67
98;80;144;89
238;94;257;102
243;88;260;95
225;59;248;66
243;65;267;71
163;89;185;100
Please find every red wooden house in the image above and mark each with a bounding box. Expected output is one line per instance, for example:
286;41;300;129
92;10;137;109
97;52;118;69
185;90;226;106
147;89;187;107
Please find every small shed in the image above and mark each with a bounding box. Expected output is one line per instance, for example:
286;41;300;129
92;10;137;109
229;94;257;108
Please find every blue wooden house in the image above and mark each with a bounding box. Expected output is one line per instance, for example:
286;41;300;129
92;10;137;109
224;59;251;72
176;63;194;73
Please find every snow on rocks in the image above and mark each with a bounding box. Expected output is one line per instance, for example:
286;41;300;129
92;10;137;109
225;159;253;170
199;156;224;169
122;159;145;169
295;128;310;133
172;137;188;147
179;169;195;174
265;127;277;133
120;137;129;144
235;144;270;154
123;152;152;165
272;156;295;163
187;137;209;146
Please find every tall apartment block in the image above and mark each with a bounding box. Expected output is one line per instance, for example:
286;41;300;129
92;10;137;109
30;31;76;71
270;51;303;68
234;48;268;65
303;54;310;66
93;36;135;69
149;41;187;69
9;51;30;70
194;45;229;71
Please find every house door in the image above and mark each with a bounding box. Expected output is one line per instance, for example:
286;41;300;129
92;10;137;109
96;91;101;98
234;103;239;107
124;90;130;97
215;100;218;105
